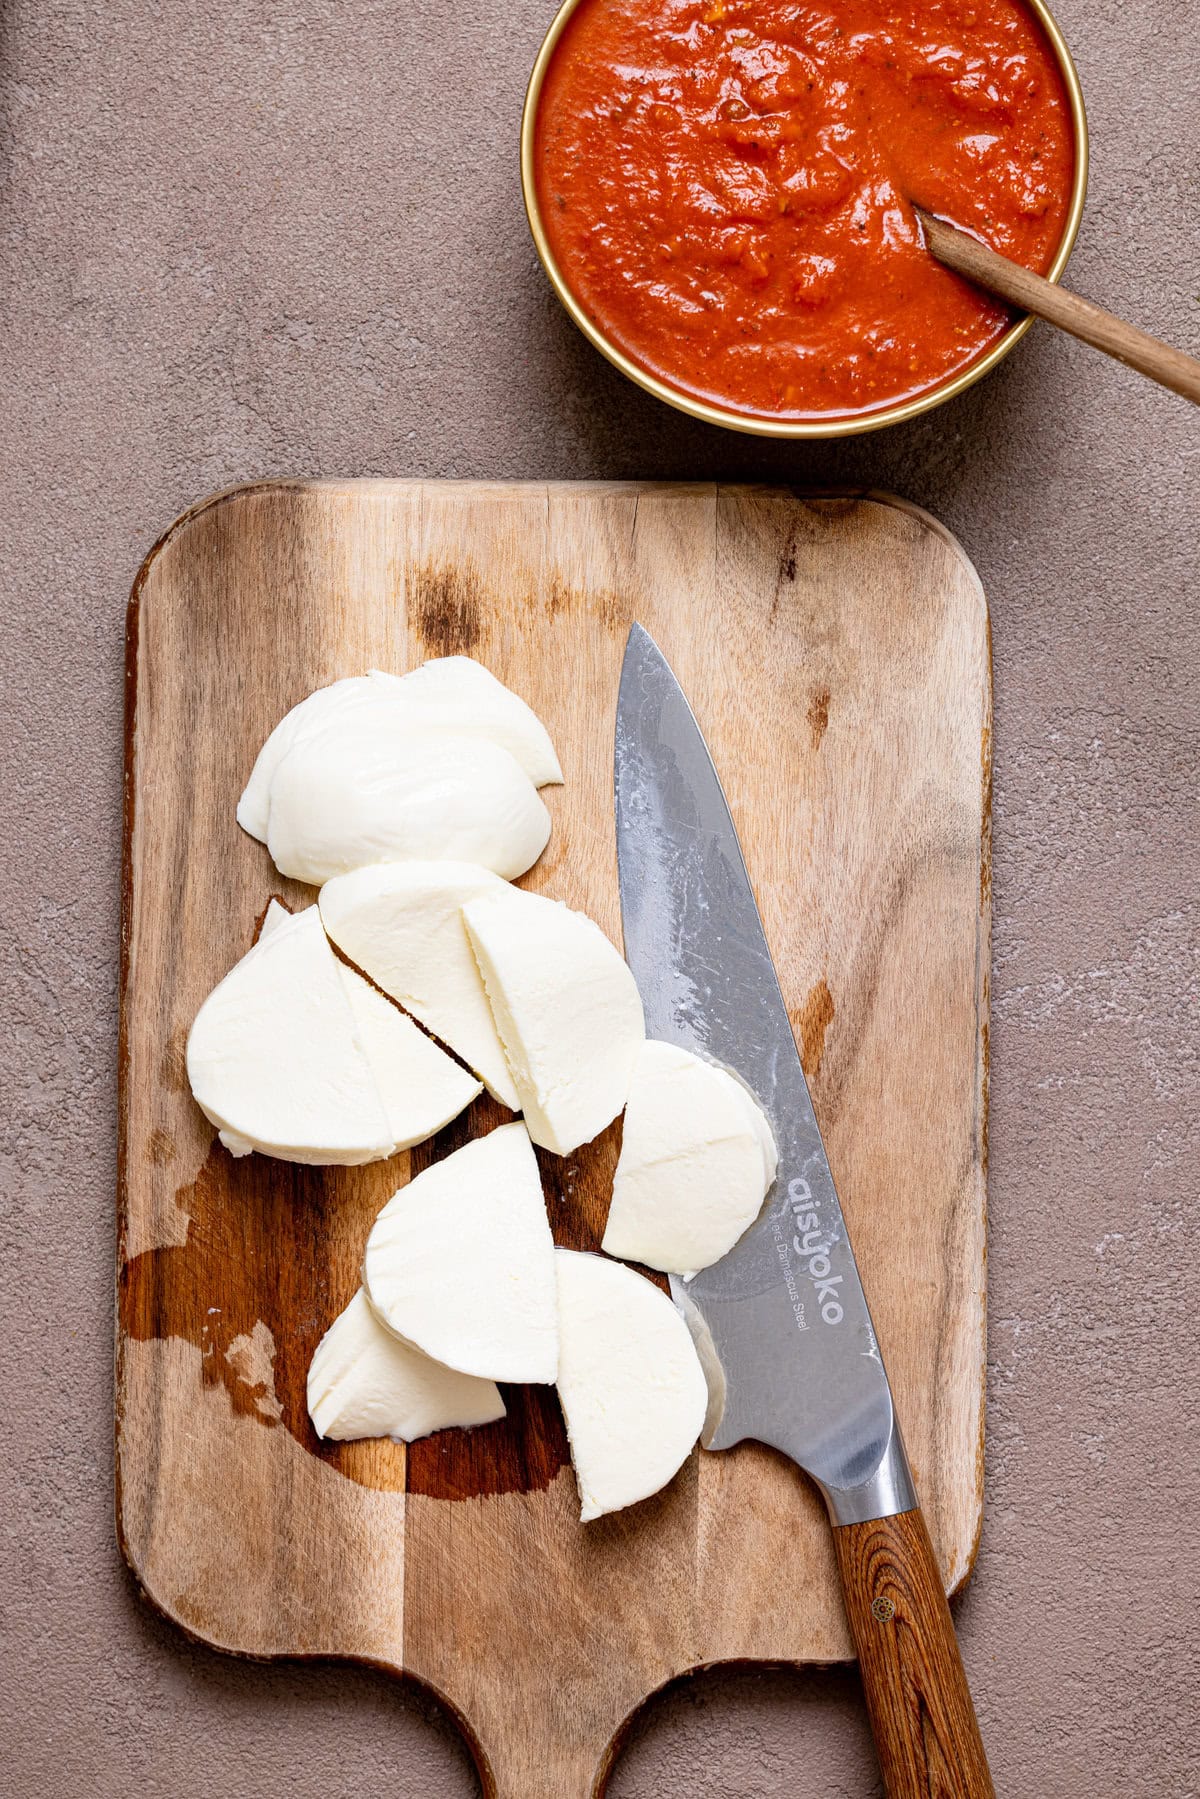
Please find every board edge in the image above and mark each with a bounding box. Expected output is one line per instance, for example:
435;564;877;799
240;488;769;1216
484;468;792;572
867;487;992;1594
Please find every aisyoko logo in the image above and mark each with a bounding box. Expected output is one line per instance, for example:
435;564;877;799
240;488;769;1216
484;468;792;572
787;1175;845;1325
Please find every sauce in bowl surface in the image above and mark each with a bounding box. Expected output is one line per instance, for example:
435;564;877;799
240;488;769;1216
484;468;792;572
534;0;1074;420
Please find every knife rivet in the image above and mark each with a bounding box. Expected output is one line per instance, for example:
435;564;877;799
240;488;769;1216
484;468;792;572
870;1597;895;1623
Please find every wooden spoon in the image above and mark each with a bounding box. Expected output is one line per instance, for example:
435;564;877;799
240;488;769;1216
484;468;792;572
914;207;1200;405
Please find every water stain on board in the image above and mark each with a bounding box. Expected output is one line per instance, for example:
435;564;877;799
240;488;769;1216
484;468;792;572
121;1145;382;1455
769;529;798;619
410;560;483;654
541;572;626;635
807;687;830;750
146;1127;176;1166
544;572;572;619
536;575;626;640
159;1029;190;1094
589;585;628;634
120;1093;628;1502
798;977;835;1080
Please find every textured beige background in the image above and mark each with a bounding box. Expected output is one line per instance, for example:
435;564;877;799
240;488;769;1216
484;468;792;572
1;1;1197;1794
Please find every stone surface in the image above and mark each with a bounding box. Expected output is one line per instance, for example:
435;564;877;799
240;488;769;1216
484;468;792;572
0;0;1196;1792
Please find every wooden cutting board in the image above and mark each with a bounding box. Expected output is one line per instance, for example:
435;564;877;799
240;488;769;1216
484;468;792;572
118;480;991;1798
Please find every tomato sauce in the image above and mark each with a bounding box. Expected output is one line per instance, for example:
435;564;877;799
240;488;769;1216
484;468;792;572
534;0;1074;420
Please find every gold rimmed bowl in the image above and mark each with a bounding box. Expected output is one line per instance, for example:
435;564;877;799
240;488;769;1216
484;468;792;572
521;0;1088;440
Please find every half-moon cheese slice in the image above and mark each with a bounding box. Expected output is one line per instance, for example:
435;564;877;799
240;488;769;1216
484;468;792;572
264;721;550;886
461;887;644;1155
238;658;561;842
554;1249;707;1522
601;1040;777;1276
364;1122;557;1383
188;904;477;1163
308;1288;505;1443
319;862;519;1110
187;905;392;1164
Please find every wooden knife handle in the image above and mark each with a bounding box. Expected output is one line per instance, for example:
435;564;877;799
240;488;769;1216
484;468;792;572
833;1507;995;1799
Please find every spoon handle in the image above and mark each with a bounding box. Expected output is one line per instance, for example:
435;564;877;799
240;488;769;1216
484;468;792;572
915;208;1200;405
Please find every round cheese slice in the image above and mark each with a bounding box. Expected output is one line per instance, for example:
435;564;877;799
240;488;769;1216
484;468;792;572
601;1040;778;1276
364;1122;557;1383
308;1288;505;1444
264;720;550;886
319;861;519;1110
554;1249;708;1522
461;887;645;1155
238;659;561;843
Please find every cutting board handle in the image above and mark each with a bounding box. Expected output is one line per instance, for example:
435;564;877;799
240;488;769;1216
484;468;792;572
472;1726;616;1799
833;1507;995;1798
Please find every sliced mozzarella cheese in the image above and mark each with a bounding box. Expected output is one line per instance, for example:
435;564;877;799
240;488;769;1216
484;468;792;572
265;721;550;885
238;676;374;841
272;893;483;1135
188;903;477;1162
554;1249;707;1522
319;861;519;1110
363;1122;557;1382
238;659;561;842
186;905;393;1164
374;658;562;787
601;1040;778;1276
461;887;645;1155
257;897;292;941
308;1288;505;1443
333;960;481;1150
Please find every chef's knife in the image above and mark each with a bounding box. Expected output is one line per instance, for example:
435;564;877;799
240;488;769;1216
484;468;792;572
615;624;994;1799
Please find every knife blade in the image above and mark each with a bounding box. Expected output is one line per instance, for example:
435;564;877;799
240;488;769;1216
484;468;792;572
614;621;912;1520
614;624;994;1799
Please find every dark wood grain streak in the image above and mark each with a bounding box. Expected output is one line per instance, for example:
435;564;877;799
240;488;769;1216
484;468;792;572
834;1508;995;1799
